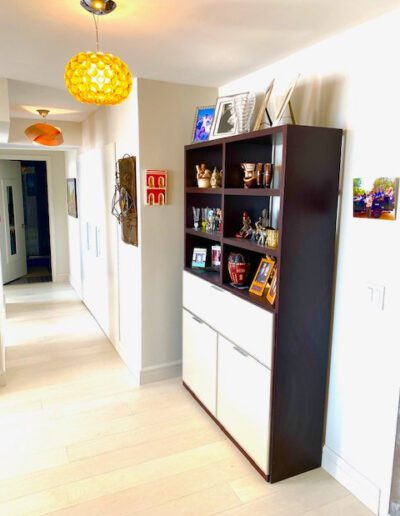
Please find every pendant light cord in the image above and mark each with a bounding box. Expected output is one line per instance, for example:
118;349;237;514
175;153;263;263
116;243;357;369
92;14;100;52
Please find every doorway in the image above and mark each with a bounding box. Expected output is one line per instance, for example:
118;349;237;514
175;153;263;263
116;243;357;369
0;160;52;285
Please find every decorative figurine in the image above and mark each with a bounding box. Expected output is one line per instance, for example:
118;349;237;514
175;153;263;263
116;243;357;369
256;163;264;187
241;163;257;188
196;164;211;188
192;207;200;229
206;208;216;232
255;208;270;246
264;163;273;188
210;167;222;189
228;252;250;288
235;211;253;239
201;207;208;231
211;245;222;269
216;208;222;232
266;228;279;248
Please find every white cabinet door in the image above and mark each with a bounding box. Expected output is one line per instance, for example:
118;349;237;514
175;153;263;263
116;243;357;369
217;335;271;473
182;308;217;415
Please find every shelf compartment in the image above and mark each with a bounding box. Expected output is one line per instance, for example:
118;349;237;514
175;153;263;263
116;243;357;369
224;188;280;197
185;143;223;188
223;237;278;258
186;228;222;243
186;193;221;230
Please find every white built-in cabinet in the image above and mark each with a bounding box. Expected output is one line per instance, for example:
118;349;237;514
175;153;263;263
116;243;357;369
182;270;273;474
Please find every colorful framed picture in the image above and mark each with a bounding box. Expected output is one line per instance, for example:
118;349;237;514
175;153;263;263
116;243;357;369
145;170;167;205
249;257;275;296
192;106;215;142
67;178;78;218
353;177;397;220
192;247;207;269
266;268;278;305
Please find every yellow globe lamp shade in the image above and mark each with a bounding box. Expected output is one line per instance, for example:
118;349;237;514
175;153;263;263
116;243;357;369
65;51;132;106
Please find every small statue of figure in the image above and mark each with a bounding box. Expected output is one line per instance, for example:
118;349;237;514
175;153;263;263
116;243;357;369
216;208;222;232
196;164;211;188
235;211;253;239
210;167;222;189
255;208;270;246
241;163;257;189
206;209;216;232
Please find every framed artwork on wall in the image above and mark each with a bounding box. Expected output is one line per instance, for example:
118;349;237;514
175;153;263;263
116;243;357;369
353;177;397;220
67;178;78;218
145;170;168;205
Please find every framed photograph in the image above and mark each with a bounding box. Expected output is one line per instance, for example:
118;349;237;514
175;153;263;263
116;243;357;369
209;93;248;140
266;268;278;305
253;79;275;131
249;257;275;296
192;106;215;142
192;247;207;269
353;177;397;220
273;75;299;126
67;178;78;218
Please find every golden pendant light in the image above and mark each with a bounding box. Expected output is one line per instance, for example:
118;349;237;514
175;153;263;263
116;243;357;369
65;0;132;106
25;110;64;147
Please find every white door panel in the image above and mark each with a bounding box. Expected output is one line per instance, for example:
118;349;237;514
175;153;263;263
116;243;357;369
0;161;27;284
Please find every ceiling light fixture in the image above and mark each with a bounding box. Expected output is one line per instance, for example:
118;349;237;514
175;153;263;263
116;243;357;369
24;110;64;147
65;0;132;106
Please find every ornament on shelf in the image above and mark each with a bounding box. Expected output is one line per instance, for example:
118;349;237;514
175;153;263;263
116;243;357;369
264;163;273;188
233;92;256;134
210;167;222;188
235;211;253;239
228;252;250;288
196;164;211;188
255;208;270;247
241;163;257;189
192;207;200;229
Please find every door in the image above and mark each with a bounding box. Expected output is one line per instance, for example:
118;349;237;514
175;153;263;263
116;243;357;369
217;335;271;473
182;308;218;415
0;161;27;284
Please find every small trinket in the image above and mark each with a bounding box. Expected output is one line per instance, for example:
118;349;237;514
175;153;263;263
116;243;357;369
192;207;200;229
256;163;264;187
196;164;211;188
235;211;253;239
264;163;273;188
241;163;257;188
210;167;222;189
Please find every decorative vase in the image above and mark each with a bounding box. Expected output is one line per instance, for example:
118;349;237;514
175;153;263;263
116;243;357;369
264;163;273;188
241;163;257;189
228;252;250;287
233;92;256;134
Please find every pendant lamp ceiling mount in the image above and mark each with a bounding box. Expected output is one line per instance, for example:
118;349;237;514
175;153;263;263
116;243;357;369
37;109;50;119
80;0;116;16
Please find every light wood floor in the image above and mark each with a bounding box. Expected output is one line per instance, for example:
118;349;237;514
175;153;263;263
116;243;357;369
0;283;373;515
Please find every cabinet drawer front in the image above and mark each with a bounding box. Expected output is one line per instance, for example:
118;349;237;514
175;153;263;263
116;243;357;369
217;336;271;474
183;271;225;330
182;309;217;415
183;271;274;368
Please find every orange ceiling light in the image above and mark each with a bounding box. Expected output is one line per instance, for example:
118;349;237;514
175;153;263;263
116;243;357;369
65;1;132;106
24;110;64;147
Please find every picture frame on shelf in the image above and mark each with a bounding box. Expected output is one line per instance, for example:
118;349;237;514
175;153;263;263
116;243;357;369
249;257;275;296
273;75;299;126
191;247;207;269
192;105;215;143
209;93;248;140
266;268;278;305
253;79;275;131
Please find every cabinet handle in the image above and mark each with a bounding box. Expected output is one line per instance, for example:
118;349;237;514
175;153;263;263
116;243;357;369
211;285;224;293
233;346;249;358
192;315;204;325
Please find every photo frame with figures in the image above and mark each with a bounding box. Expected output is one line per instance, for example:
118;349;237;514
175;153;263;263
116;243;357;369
266;268;278;305
209;93;249;140
192;105;215;142
191;247;207;269
249;257;276;296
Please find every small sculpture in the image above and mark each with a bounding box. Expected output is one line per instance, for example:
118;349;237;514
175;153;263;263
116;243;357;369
228;252;250;287
264;163;273;188
210;167;222;189
206;209;216;232
201;207;208;231
215;208;222;232
196;164;211;188
255;208;270;247
256;163;264;187
235;211;253;239
241;163;257;188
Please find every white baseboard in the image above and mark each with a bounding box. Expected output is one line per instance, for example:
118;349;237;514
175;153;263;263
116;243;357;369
322;445;380;514
53;273;69;283
0;371;6;387
140;360;182;385
68;275;82;298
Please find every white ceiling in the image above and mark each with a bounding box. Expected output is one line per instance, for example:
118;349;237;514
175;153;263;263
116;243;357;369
1;0;400;121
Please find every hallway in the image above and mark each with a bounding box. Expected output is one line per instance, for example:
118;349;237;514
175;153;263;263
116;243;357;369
0;284;371;515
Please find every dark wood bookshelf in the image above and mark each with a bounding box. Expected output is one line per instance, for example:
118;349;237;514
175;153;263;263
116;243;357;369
184;124;343;483
185;228;222;242
184;266;221;285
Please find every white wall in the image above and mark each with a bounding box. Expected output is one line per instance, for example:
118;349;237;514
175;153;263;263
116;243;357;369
65;150;81;296
0;150;69;282
220;10;400;515
79;78;217;383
